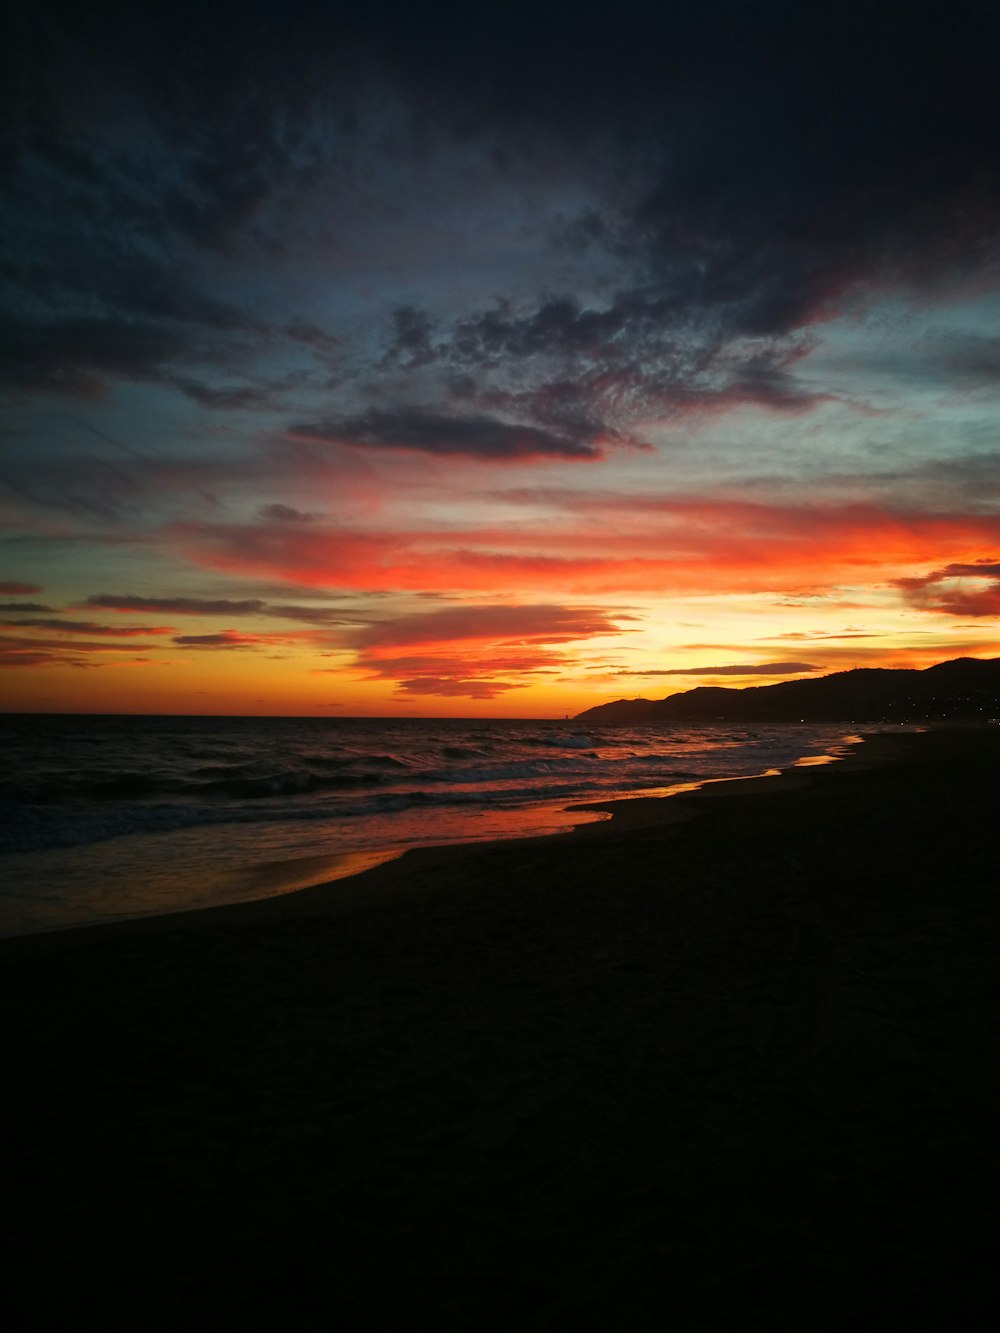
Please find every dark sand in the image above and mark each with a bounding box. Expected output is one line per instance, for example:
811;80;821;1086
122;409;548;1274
4;728;999;1328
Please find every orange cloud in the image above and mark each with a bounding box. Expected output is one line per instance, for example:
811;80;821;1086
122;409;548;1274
170;501;1000;599
394;677;525;699
349;603;631;698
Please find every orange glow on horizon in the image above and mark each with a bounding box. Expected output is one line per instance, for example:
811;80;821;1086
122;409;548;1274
6;484;1000;715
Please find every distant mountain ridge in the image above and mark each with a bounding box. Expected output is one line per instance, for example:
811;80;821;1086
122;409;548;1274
575;657;1000;724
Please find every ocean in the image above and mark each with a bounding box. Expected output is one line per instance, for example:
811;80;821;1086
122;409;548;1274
0;714;868;937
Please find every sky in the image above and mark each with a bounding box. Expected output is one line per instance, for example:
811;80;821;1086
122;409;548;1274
3;0;1000;716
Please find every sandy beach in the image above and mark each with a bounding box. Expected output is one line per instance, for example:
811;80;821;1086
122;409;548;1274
4;727;999;1328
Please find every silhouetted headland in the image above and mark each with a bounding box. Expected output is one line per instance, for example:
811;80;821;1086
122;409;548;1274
575;655;1000;723
4;726;999;1326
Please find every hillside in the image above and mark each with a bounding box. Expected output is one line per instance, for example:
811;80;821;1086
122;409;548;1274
575;657;1000;724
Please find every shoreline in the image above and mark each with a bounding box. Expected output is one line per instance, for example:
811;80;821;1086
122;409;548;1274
2;724;882;947
5;725;999;1324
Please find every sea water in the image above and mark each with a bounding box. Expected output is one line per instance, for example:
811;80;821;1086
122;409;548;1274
0;714;866;936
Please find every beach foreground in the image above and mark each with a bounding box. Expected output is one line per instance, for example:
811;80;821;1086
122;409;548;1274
4;729;999;1328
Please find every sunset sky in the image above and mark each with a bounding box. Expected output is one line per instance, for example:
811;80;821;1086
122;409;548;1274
3;0;1000;715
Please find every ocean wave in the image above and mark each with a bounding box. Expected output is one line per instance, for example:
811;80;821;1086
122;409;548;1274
0;719;859;864
0;748;709;808
0;768;710;855
521;732;598;749
194;771;384;799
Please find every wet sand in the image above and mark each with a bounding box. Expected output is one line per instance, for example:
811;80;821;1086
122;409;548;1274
4;727;999;1328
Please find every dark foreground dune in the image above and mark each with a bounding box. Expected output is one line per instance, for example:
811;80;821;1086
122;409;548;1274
4;728;1000;1328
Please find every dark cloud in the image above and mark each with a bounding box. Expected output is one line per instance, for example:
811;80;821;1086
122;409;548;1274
615;661;819;677
0;633;161;654
87;594;266;616
170;378;275;411
897;562;1000;617
944;563;1000;577
0;582;43;594
3;1;999;462
172;632;263;647
600;9;1000;340
0;448;144;522
8;5;999;269
451;297;635;365
85;593;350;625
0;648;94;669
291;409;603;460
926;335;1000;387
256;504;318;524
1;3;351;409
170;627;336;651
382;307;439;369
0;618;174;636
827;334;1000;395
0;95;324;400
338;1;1000;362
265;604;351;625
0;316;188;396
0;306;300;402
434;296;829;437
0;601;52;612
284;324;341;355
357;603;629;649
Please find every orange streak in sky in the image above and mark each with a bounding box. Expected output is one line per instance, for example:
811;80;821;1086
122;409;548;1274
171;501;1000;597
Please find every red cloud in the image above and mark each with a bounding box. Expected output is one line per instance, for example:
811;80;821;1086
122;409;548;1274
171;502;1000;599
348;602;632;697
